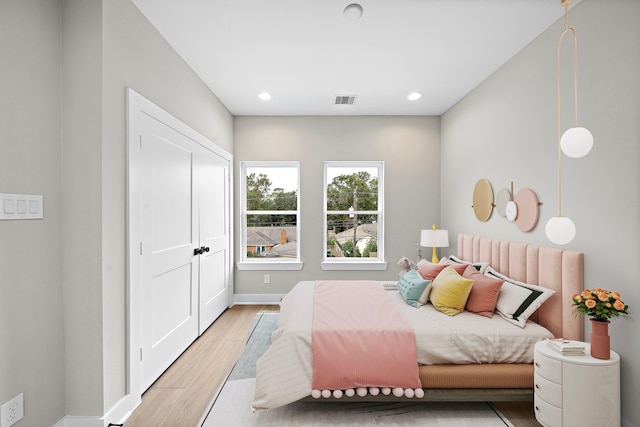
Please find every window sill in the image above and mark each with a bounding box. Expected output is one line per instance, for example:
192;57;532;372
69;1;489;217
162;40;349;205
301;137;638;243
321;260;388;271
236;261;304;271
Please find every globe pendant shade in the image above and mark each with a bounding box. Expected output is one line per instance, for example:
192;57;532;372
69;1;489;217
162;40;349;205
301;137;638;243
545;216;576;245
561;127;593;158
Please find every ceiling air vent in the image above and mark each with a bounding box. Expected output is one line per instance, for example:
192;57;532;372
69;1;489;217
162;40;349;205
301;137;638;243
334;94;357;105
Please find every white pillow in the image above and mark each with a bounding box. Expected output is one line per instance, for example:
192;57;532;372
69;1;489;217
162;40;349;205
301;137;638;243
484;267;555;328
448;255;489;273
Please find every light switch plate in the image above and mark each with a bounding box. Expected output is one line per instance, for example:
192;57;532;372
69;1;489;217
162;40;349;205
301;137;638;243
0;194;43;220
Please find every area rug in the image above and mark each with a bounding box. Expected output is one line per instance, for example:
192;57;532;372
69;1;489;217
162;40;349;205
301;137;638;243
200;313;514;427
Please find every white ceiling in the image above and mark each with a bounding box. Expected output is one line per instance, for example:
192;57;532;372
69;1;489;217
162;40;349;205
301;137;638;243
130;0;578;116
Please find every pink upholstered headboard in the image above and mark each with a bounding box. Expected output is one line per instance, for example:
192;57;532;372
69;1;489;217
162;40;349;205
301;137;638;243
457;234;584;341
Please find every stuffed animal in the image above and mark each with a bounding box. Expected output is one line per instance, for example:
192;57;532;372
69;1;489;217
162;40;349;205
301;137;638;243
397;256;417;277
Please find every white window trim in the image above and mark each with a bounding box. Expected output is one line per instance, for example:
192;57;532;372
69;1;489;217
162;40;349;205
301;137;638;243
237;161;302;271
321;161;387;271
236;260;304;271
320;260;388;271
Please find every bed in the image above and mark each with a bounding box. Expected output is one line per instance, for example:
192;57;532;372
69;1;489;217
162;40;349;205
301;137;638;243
252;234;584;410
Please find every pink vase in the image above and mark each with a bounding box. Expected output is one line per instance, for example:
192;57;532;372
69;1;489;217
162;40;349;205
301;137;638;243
590;319;610;360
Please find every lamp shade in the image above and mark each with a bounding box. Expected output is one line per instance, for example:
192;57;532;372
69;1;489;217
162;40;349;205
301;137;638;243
561;126;593;158
545;216;576;245
420;229;449;248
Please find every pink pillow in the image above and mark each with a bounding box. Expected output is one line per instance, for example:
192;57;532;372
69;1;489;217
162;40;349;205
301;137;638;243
462;265;504;318
416;259;448;280
438;259;468;275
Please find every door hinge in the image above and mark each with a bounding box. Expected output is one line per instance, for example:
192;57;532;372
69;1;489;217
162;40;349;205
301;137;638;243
140;241;143;255
140;348;143;361
139;135;143;149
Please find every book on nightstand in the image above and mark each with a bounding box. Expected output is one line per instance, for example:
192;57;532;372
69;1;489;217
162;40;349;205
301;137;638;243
546;339;585;356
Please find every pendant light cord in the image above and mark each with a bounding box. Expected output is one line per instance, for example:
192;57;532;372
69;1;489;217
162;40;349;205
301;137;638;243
556;2;579;217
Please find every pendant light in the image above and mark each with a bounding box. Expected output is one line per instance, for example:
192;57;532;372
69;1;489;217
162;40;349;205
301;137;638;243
546;0;591;245
558;0;593;159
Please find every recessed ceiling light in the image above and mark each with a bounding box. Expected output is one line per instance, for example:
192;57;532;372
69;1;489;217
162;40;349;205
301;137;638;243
408;92;422;101
343;3;363;22
258;92;272;101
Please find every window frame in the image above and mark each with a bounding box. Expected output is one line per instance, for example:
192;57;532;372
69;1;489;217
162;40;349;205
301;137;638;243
236;161;303;271
321;161;387;271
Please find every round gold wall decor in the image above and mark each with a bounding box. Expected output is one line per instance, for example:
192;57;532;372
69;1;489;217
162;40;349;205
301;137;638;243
472;179;494;222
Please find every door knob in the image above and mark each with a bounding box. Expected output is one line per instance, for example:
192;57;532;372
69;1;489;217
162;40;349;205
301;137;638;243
194;246;210;255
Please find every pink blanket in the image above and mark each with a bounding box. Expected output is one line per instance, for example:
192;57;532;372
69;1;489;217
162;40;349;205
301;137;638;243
312;280;421;391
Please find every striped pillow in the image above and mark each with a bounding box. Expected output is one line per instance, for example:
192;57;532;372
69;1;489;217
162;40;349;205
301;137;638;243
448;255;489;273
484;267;555;328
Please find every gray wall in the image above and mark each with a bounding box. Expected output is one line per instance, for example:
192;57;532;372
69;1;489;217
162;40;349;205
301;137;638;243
441;1;639;425
0;1;66;426
62;0;105;415
2;0;233;424
234;116;440;295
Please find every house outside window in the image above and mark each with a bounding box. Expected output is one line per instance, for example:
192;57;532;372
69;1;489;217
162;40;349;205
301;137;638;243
237;161;302;271
322;161;386;270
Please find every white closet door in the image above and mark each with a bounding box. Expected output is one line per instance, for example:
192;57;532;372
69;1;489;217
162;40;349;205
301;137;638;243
196;147;230;334
128;89;233;397
140;117;199;392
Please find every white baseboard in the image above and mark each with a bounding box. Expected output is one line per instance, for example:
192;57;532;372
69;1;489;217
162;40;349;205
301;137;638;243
233;294;284;304
102;393;140;426
52;393;140;427
53;416;103;427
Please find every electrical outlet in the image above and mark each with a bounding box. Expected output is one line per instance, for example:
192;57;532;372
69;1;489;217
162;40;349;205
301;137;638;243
1;393;24;427
263;274;270;284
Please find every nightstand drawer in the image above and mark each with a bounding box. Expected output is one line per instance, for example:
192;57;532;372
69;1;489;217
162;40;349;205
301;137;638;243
535;394;563;427
534;349;562;383
534;372;563;407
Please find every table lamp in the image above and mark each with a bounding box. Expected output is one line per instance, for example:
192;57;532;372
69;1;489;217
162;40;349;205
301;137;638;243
420;224;449;263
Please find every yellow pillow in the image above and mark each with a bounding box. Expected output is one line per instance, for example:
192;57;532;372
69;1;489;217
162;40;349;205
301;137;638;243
429;265;474;316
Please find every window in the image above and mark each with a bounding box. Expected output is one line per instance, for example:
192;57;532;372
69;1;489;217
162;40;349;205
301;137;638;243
237;162;302;270
322;161;386;270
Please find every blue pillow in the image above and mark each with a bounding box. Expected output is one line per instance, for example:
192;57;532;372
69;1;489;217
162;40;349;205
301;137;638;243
397;269;431;308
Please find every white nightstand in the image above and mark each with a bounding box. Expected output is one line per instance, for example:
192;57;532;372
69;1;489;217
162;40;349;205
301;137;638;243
533;340;620;427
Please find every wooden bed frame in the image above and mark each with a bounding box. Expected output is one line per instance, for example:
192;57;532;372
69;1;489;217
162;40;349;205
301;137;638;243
307;233;584;403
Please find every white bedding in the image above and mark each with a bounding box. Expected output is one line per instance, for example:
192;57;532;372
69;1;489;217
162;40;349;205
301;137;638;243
252;281;553;411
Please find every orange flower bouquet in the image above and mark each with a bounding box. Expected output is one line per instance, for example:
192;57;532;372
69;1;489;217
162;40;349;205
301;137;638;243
572;288;630;322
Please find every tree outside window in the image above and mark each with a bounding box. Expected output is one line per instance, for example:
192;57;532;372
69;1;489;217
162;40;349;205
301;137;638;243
241;162;300;261
324;162;383;263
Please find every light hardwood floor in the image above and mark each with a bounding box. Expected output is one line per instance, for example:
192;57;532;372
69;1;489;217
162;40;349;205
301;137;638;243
493;401;543;427
124;304;277;427
124;304;541;427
